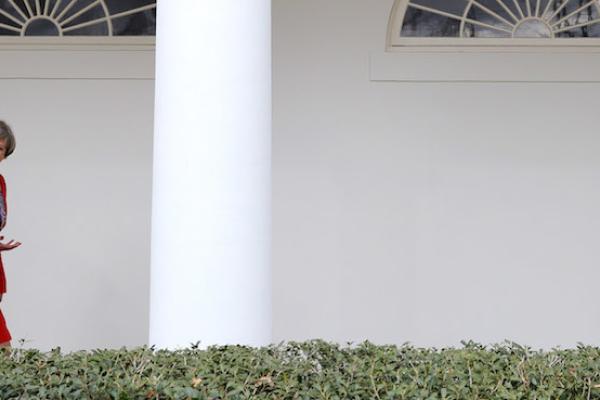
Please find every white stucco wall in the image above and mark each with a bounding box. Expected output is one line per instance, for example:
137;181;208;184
1;0;599;351
272;0;600;348
0;47;154;352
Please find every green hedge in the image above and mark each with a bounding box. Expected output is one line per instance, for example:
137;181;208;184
1;340;600;399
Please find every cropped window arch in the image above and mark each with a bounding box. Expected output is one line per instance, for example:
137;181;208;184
0;0;155;36
387;0;600;48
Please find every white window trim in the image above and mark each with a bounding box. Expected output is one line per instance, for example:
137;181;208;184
0;36;155;51
388;37;600;52
0;0;156;39
387;0;600;52
379;0;600;81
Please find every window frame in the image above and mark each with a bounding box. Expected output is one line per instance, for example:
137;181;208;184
0;0;156;39
387;0;600;51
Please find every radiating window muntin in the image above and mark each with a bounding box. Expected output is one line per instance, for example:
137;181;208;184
0;0;155;36
388;0;600;47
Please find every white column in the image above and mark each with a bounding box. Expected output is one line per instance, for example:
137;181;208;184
149;0;271;348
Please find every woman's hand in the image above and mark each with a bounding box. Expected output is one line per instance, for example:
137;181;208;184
0;236;20;252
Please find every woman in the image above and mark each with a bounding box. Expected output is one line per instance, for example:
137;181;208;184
0;121;22;349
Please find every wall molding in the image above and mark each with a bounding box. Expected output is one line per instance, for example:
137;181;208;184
0;47;154;80
0;36;155;50
370;50;600;82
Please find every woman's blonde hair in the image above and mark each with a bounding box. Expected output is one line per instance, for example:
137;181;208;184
0;121;16;157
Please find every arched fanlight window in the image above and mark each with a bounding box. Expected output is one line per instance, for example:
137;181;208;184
387;0;600;48
0;0;155;36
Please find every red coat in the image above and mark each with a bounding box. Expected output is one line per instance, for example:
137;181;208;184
0;174;7;294
0;175;8;293
0;175;7;293
0;174;10;344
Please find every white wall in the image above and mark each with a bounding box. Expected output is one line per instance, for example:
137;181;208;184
0;48;154;352
273;0;600;348
2;0;599;351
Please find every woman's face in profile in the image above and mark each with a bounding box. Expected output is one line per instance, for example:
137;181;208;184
0;139;6;162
